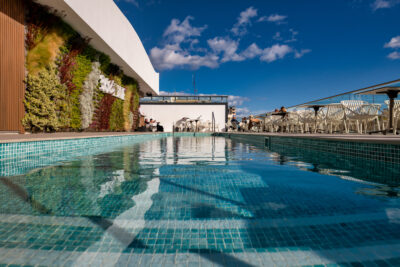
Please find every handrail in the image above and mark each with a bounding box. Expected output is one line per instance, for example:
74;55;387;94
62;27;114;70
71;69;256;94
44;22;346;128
140;95;229;104
212;112;215;133
289;78;400;109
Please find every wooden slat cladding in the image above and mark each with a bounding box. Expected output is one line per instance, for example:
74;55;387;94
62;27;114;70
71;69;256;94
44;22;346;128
0;0;25;132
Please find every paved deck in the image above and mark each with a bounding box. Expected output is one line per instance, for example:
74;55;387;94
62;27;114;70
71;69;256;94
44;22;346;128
0;132;155;143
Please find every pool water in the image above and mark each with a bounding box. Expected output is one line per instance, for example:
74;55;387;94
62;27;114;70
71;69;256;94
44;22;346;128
0;136;399;266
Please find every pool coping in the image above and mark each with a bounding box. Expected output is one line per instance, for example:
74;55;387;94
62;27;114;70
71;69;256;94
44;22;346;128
2;131;399;145
0;132;160;144
218;132;400;145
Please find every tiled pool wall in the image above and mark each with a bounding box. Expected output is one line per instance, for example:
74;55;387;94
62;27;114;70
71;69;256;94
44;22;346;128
217;133;400;165
0;132;211;177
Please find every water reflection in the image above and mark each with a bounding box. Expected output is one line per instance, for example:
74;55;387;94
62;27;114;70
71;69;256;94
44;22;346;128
357;186;399;198
0;136;400;266
228;137;400;198
0;136;230;254
0;144;152;218
138;136;228;165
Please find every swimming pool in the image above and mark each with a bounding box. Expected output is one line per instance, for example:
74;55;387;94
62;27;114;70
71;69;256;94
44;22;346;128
0;135;399;266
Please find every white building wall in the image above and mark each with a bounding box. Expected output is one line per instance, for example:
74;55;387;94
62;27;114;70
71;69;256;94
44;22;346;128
36;0;159;95
140;104;227;132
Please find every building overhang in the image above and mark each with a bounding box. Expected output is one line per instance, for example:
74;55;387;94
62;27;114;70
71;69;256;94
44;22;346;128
36;0;159;96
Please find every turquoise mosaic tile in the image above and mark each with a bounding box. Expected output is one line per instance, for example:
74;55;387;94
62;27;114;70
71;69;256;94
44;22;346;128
0;132;211;176
0;135;399;266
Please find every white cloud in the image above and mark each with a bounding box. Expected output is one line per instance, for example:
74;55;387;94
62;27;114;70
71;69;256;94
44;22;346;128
259;14;287;24
150;44;219;70
227;95;250;106
236;107;251;117
238;7;258;24
118;0;139;7
294;49;312;58
371;0;400;10
285;29;299;43
151;12;309;71
260;44;293;62
150;17;218;70
385;36;400;49
231;7;258;36
273;32;283;41
384;35;400;60
163;16;207;44
241;43;263;59
257;16;268;22
207;37;245;62
388;51;400;59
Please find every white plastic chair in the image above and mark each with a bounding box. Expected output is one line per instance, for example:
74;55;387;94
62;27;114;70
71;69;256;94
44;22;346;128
341;100;366;133
296;110;314;133
324;104;347;134
358;103;381;133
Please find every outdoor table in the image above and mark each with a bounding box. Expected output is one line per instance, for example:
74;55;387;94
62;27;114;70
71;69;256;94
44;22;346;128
270;112;288;117
302;104;326;133
357;86;400;134
302;104;326;118
269;112;289;132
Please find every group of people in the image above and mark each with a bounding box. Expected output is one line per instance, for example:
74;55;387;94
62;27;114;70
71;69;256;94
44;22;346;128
274;106;287;113
139;118;164;132
228;115;262;132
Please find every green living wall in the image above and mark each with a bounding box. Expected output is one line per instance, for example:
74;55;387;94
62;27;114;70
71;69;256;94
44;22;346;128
23;1;140;133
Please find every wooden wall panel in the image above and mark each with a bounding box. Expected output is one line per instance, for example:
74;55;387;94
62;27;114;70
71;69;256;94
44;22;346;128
0;0;25;132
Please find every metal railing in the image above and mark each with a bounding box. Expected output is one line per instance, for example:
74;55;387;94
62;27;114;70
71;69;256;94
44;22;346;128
212;112;216;133
140;95;228;104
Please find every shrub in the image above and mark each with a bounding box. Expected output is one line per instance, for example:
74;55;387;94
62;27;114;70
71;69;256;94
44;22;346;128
123;88;133;131
97;94;115;130
54;81;71;130
25;0;61;50
80;62;101;129
26;23;45;51
25;1;76;75
69;55;93;130
121;75;136;87
110;99;125;131
24;0;145;133
79;45;110;72
26;32;65;75
72;55;92;90
105;63;122;77
126;83;140;131
132;87;140;111
58;47;78;92
22;67;69;132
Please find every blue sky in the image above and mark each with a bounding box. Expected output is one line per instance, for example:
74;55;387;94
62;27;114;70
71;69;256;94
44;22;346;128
114;0;400;116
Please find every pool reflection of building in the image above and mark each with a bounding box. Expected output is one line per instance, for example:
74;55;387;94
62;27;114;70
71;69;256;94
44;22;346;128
139;136;228;165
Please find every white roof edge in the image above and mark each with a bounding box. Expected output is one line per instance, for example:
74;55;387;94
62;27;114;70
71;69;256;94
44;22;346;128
36;0;159;95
